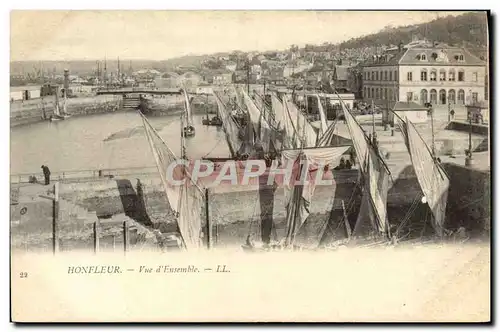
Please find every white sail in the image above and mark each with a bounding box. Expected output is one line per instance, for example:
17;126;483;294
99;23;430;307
213;91;243;156
271;92;286;130
281;146;350;245
341;99;390;235
182;88;193;127
241;88;272;153
316;94;329;137
140;112;203;250
398;119;450;236
283;95;318;148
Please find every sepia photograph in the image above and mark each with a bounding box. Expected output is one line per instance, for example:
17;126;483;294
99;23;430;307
9;9;491;323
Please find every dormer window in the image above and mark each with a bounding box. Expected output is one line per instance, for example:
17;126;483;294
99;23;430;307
455;54;465;62
421;53;427;61
431;53;438;60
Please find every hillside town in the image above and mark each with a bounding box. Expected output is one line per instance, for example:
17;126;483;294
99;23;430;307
10;36;488;112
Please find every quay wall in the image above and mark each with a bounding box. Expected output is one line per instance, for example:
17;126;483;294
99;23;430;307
53;161;490;233
10;95;122;127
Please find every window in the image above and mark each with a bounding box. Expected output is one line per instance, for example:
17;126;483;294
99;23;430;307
421;54;427;61
371;88;374;98
458;70;465;81
430;70;437;81
439;69;446;81
389;71;393;81
421;69;428;81
448;89;456;104
375;72;379;81
459;54;464;61
420;89;428;104
439;89;446;104
406;92;413;102
389;89;393;101
458;89;465;104
371;72;374;80
376;88;380;99
394;70;398;81
472;92;478;103
383;88;387;100
473;72;478;82
384;71;388;81
448;69;456;81
407;72;413;81
430;89;437;104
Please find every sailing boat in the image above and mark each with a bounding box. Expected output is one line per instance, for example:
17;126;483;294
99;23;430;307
50;91;64;122
202;94;222;126
397;117;450;238
140;110;206;250
60;91;72;119
334;92;392;242
181;87;195;137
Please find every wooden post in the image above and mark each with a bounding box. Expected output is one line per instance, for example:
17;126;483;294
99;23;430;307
123;221;129;254
52;182;59;254
342;200;351;240
205;188;211;250
93;221;99;254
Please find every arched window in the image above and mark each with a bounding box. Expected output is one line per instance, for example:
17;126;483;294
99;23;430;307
458;89;465;104
421;69;428;81
449;69;456;81
421;54;427;61
459;54;464;61
420;89;428;104
448;89;456;104
430;70;437;81
439;69;446;81
439;89;447;105
430;89;437;104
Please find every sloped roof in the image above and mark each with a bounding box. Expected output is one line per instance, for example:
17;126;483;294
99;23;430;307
399;47;486;66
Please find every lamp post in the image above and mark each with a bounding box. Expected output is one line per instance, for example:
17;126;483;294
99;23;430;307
465;89;473;167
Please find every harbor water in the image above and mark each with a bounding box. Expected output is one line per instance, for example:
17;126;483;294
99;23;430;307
11;112;231;175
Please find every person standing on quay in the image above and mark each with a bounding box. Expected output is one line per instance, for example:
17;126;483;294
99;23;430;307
41;165;51;185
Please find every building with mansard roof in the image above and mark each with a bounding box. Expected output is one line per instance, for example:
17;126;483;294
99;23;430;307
361;43;487;108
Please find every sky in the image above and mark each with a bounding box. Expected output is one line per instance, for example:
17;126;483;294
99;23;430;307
10;10;469;62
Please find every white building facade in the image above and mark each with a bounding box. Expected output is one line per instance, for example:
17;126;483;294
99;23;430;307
362;45;487;107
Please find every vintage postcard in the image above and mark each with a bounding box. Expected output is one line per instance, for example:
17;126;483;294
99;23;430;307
10;10;490;322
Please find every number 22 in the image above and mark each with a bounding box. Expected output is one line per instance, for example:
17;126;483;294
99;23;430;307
19;272;28;278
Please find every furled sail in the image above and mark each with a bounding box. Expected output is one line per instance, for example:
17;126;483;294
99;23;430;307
341;99;390;236
182;87;194;127
271;92;286;130
140;112;203;250
283;95;318;148
241;88;272;153
316;95;329;137
281;146;350;246
213;90;244;157
398;119;450;237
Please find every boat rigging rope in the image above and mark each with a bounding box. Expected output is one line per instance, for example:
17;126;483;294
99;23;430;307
201;135;227;158
395;195;421;239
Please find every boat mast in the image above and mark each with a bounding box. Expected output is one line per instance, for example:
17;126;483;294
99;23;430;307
371;99;375;135
205;188;211;250
430;105;436;156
